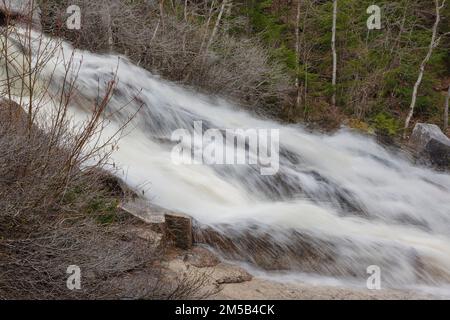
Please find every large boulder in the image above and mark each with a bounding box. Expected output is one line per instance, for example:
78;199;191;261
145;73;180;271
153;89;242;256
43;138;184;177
165;213;193;250
409;123;450;170
118;198;194;250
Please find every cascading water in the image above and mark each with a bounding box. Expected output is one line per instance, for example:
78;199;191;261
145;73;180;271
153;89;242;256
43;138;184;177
3;28;450;295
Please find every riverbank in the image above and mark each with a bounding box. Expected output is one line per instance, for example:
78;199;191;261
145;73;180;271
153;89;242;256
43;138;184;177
123;208;441;300
157;238;437;300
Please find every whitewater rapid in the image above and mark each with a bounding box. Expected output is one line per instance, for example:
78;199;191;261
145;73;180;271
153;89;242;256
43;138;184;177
3;29;450;293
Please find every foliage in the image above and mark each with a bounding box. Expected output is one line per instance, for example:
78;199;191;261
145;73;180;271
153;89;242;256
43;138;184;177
370;112;400;136
236;0;449;131
38;0;450;134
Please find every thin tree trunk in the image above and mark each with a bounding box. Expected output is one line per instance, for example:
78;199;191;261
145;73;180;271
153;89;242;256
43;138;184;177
106;8;113;52
390;1;408;56
199;0;216;55
302;1;311;119
182;0;188;54
295;0;301;113
331;0;338;108
204;0;228;56
404;0;445;138
303;61;308;119
149;20;160;46
159;0;165;30
445;85;450;132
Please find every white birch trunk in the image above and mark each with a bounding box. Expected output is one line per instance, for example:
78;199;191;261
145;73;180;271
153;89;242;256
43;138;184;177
199;0;216;55
331;0;337;108
295;0;301;111
444;85;450;132
159;0;165;30
204;0;229;56
404;0;445;138
105;7;113;52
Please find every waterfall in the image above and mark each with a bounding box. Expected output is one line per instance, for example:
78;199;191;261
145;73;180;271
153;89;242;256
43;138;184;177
3;28;450;294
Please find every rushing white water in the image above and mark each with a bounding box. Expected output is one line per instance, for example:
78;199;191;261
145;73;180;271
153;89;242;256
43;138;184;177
3;29;450;293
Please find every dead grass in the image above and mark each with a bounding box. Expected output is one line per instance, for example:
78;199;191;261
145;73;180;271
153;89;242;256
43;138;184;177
39;0;291;117
0;6;211;299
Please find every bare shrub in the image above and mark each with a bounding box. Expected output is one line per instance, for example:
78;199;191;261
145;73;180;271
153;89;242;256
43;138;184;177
163;268;218;300
0;93;155;299
0;8;210;300
194;34;291;115
39;0;291;117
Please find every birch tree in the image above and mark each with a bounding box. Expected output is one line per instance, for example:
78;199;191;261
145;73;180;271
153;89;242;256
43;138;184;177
445;85;450;132
403;0;447;138
159;0;165;30
199;0;216;55
331;0;337;108
295;0;301;112
204;0;229;55
105;6;113;52
300;0;315;119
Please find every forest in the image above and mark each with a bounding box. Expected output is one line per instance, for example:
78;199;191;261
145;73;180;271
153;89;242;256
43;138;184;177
1;0;450;302
40;0;450;137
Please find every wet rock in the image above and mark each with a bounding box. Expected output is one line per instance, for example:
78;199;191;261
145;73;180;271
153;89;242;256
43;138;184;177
409;123;448;151
165;213;193;250
118;199;165;231
118;199;194;250
413;251;450;284
194;224;429;286
212;263;252;284
183;246;221;268
194;224;336;273
409;123;450;170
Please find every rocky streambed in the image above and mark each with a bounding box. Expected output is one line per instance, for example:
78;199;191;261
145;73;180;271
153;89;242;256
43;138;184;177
119;201;441;300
